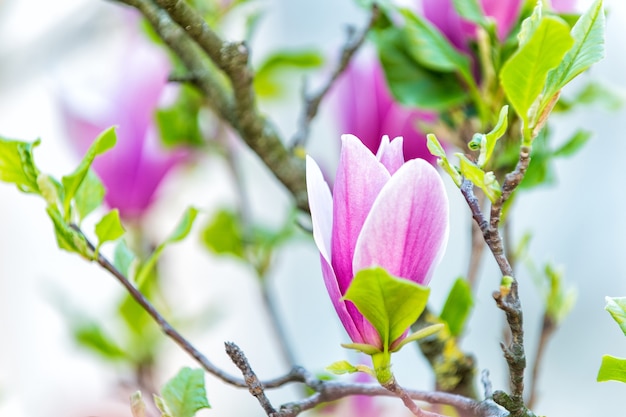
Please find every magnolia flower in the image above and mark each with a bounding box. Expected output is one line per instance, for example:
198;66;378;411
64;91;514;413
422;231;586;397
334;56;437;164
421;0;524;51
61;39;188;220
306;134;449;348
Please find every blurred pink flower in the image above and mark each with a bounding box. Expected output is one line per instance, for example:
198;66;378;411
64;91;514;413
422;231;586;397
334;55;437;164
422;0;577;51
61;39;188;220
422;0;524;51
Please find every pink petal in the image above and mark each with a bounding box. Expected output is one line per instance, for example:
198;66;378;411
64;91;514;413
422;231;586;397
376;135;405;175
331;135;391;294
319;255;364;344
481;0;523;41
353;159;449;286
380;105;437;164
551;0;578;13
306;155;333;262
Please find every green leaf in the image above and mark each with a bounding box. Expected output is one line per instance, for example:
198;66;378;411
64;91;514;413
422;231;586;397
605;297;626;336
501;16;573;129
326;360;358;375
543;0;605;104
95;209;125;253
452;0;487;26
158;367;210;417
392;323;444;351
427;134;462;186
74;322;127;361
114;239;137;278
440;278;474;337
73;169;105;222
61;126;117;221
543;264;577;324
469;105;509;167
340;342;382;355
457;155;502;203
343;267;430;352
401;9;472;78
0;137;41;193
597;355;626;383
201;209;244;258
46;205;91;259
374;28;468;110
37;174;63;207
553;129;591;157
156;85;204;148
136;207;199;285
254;50;323;98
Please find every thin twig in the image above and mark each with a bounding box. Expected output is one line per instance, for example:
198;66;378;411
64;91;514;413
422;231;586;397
225;342;277;415
459;144;535;417
290;5;380;149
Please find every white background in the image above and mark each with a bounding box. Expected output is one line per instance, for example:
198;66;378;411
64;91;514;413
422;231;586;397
1;0;625;416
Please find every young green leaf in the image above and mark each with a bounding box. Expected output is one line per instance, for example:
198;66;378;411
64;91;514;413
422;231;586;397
73;169;105;222
159;367;210;417
0;137;41;194
440;278;474;337
597;355;626;383
457;155;502;202
501;17;573;129
135;207;199;285
61;126;117;221
427;134;462;186
343;267;430;352
254;50;324;98
605;297;626;336
451;0;487;26
401;9;472;78
114;239;137;279
46;205;91;259
470;105;509;167
392;323;444;351
553;129;591;157
95;209;126;253
326;360;359;375
74;322;127;361
543;0;605;107
201;209;245;259
374;28;467;110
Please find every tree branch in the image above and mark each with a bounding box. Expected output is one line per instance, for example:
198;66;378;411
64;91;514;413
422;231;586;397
459;145;535;417
290;5;380;149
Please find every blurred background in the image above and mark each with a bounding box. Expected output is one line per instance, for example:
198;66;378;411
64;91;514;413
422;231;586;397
1;0;625;416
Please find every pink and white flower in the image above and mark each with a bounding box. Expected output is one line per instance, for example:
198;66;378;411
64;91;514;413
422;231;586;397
306;134;449;348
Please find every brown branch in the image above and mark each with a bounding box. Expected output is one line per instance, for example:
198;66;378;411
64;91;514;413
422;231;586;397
225;342;277;415
458;145;535;417
290;5;380;149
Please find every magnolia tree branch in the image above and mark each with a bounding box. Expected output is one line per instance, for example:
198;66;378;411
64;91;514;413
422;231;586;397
291;6;380;148
459;145;535;417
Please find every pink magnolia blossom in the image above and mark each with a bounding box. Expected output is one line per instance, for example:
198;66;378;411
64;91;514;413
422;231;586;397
421;0;524;51
61;40;188;220
306;134;449;349
335;57;437;164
